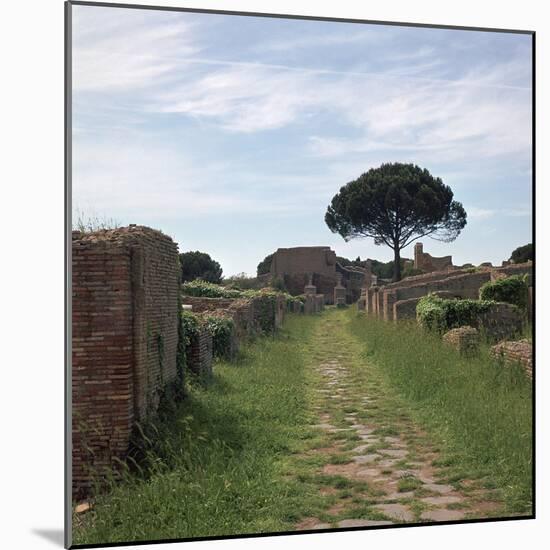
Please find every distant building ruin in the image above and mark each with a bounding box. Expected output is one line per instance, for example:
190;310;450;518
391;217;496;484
414;242;454;273
269;246;367;304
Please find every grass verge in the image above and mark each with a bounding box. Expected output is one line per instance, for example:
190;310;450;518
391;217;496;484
73;314;322;545
348;309;532;514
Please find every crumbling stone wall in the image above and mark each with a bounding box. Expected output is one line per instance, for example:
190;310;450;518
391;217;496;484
269;246;365;304
414;242;453;272
442;327;480;356
491;339;533;379
392;291;456;321
72;226;179;499
187;326;213;379
476;303;525;342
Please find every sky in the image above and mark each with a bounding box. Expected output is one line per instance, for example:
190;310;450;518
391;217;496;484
71;5;533;277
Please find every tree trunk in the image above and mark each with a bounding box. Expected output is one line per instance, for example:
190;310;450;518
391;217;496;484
392;247;401;282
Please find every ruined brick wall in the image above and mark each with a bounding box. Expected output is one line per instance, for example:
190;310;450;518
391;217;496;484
72;226;179;499
442;327;480;356
414;242;453;272
270;247;337;301
476;303;525;342
378;271;492;320
392;291;455;321
228;299;256;339
270;246;336;277
72;235;134;498
187;327;213;379
491;339;532;379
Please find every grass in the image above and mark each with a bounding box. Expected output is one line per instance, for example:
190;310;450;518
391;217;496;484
348;310;532;514
73;314;324;545
74;305;533;544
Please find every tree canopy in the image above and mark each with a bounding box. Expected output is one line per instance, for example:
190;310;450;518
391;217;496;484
257;253;274;276
179;251;223;284
325;163;467;281
509;243;533;264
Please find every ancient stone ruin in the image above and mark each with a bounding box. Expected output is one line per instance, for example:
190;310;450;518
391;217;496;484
72;226;180;498
363;259;532;325
269;246;366;304
491;339;533;379
413;242;453;272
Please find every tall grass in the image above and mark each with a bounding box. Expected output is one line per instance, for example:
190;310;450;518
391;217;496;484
73;207;120;233
348;312;532;514
73;314;318;545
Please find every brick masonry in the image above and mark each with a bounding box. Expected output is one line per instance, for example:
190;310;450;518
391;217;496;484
442;327;480;356
476;303;525;342
363;262;533;324
187;326;213;379
491;339;533;379
72;226;179;499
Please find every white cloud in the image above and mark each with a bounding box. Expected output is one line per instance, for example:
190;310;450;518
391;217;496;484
467;207;496;220
72;6;200;92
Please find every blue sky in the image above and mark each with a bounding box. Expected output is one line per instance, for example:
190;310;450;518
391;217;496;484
72;5;533;276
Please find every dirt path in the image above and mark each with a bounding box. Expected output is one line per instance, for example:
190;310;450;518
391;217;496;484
294;308;501;530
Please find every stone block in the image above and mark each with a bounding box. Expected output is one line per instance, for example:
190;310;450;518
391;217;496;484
491;339;532;379
442;326;480;356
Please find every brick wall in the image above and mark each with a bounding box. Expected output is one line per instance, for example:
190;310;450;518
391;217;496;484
491;339;533;379
442;327;480;356
187;326;213;379
72;226;179;499
476;303;525;342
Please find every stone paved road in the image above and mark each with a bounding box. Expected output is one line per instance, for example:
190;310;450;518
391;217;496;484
294;310;501;530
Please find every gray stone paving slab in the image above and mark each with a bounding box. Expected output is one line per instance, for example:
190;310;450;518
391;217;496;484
352;454;380;464
373;503;414;522
421;495;463;506
421;509;465;521
424;483;455;495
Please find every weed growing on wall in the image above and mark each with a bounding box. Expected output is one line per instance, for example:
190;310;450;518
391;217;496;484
204;315;235;358
480;275;529;310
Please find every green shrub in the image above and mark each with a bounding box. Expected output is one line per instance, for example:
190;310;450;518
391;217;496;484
181;279;242;299
181;310;201;348
223;273;265;290
480;275;529;310
270;276;287;292
417;294;495;333
203;315;235;358
402;266;425;278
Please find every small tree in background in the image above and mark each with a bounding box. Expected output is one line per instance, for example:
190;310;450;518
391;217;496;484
179;251;223;283
257;253;274;276
510;243;533;264
325;163;467;281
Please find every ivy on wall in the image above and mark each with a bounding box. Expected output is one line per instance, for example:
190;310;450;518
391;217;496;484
417;294;495;333
480;275;529;310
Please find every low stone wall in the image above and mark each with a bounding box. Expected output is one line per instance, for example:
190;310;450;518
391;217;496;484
392;291;455;321
187;326;213;379
442;327;480;356
491;339;532;379
476;303;525;342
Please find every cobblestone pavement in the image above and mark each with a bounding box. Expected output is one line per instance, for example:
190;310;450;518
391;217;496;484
294;313;501;530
